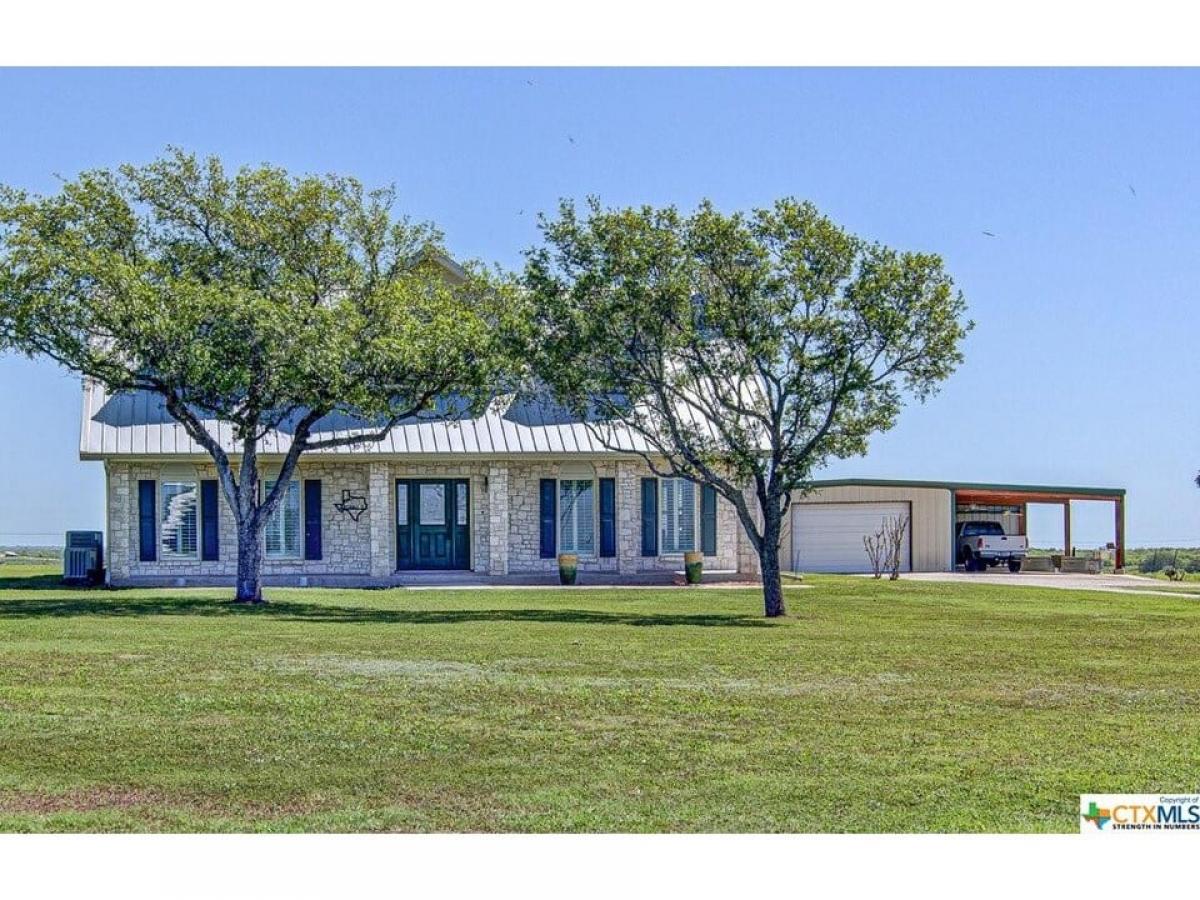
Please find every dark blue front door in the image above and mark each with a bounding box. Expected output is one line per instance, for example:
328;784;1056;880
396;479;469;570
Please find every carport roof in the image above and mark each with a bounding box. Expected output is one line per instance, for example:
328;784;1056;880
807;478;1124;501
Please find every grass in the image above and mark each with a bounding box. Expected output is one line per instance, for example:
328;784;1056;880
1;563;1198;832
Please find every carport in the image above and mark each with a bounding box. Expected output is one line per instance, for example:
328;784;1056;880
790;479;1126;574
951;483;1126;572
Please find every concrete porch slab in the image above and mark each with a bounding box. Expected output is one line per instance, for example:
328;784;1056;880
113;571;790;590
388;570;778;590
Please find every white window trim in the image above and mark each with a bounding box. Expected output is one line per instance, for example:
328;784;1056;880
159;478;200;561
557;477;598;558
658;476;699;557
262;477;303;560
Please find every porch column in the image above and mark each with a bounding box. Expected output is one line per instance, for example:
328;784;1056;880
615;461;640;573
1063;501;1072;558
737;484;762;577
487;463;509;576
367;462;392;578
1114;496;1126;573
107;463;131;582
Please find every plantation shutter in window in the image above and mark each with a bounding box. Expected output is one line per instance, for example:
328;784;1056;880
138;480;156;562
598;477;616;557
539;478;557;558
701;484;717;556
265;480;301;558
201;480;219;561
640;478;658;556
304;479;322;561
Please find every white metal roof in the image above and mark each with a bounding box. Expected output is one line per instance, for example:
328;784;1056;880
78;380;658;459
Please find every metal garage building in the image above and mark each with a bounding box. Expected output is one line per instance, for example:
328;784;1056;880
785;478;1126;574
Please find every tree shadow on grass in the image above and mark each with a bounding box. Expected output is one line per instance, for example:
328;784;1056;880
0;573;68;591
0;594;772;628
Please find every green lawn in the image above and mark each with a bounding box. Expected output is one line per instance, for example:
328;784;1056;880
1;563;1197;832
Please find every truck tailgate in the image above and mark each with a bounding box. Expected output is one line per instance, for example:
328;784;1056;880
977;535;1028;553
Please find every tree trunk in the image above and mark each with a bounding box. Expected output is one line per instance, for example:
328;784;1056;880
234;516;264;604
759;506;786;618
760;538;786;618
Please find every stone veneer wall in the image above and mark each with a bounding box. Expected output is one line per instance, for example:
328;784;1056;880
104;457;749;582
113;460;372;580
504;459;740;574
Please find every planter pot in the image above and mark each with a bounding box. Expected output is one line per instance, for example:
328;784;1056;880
557;553;578;586
683;551;704;585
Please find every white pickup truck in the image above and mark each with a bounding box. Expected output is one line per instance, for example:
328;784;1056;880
956;521;1028;572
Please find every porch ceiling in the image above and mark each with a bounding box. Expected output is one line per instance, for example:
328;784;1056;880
954;488;1124;506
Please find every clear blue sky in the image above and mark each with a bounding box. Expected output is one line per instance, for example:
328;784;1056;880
1;68;1197;549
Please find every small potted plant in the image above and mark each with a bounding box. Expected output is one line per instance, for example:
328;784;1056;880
683;550;703;585
557;553;578;585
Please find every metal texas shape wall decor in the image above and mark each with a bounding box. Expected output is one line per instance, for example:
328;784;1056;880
334;489;369;522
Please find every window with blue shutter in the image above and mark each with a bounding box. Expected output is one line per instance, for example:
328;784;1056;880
304;479;322;560
539;478;557;558
201;480;219;561
598;477;616;557
640;478;658;556
137;480;156;562
701;484;717;556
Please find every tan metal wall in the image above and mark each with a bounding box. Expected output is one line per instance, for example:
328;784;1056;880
785;484;954;572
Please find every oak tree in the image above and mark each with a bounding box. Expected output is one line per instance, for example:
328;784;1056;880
0;150;517;601
523;198;970;616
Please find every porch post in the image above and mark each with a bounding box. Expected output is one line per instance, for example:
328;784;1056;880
107;462;131;583
367;462;391;579
737;483;762;577
1063;500;1072;558
1114;496;1126;573
487;463;509;576
616;460;639;574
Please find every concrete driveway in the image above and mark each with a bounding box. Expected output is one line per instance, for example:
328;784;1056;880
899;570;1199;598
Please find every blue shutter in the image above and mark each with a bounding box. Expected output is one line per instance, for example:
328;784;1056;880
598;477;616;557
137;480;156;562
701;484;717;556
641;478;658;556
539;478;557;558
200;480;220;561
304;479;322;560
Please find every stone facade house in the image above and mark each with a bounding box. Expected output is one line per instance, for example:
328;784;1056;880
82;381;759;586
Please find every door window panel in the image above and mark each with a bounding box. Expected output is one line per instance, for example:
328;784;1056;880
419;483;446;525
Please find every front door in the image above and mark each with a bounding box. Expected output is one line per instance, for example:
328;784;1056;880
396;479;470;570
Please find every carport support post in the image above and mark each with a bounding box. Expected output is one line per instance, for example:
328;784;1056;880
1114;496;1125;573
1063;501;1072;558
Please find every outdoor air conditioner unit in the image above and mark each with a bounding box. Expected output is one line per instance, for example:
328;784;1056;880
63;530;104;585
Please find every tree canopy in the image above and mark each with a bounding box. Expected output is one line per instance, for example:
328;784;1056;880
0;149;519;600
523;197;971;615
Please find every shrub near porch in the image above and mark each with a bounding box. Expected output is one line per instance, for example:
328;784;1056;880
1;566;1198;832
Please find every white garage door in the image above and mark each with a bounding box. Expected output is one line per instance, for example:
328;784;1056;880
791;502;912;573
